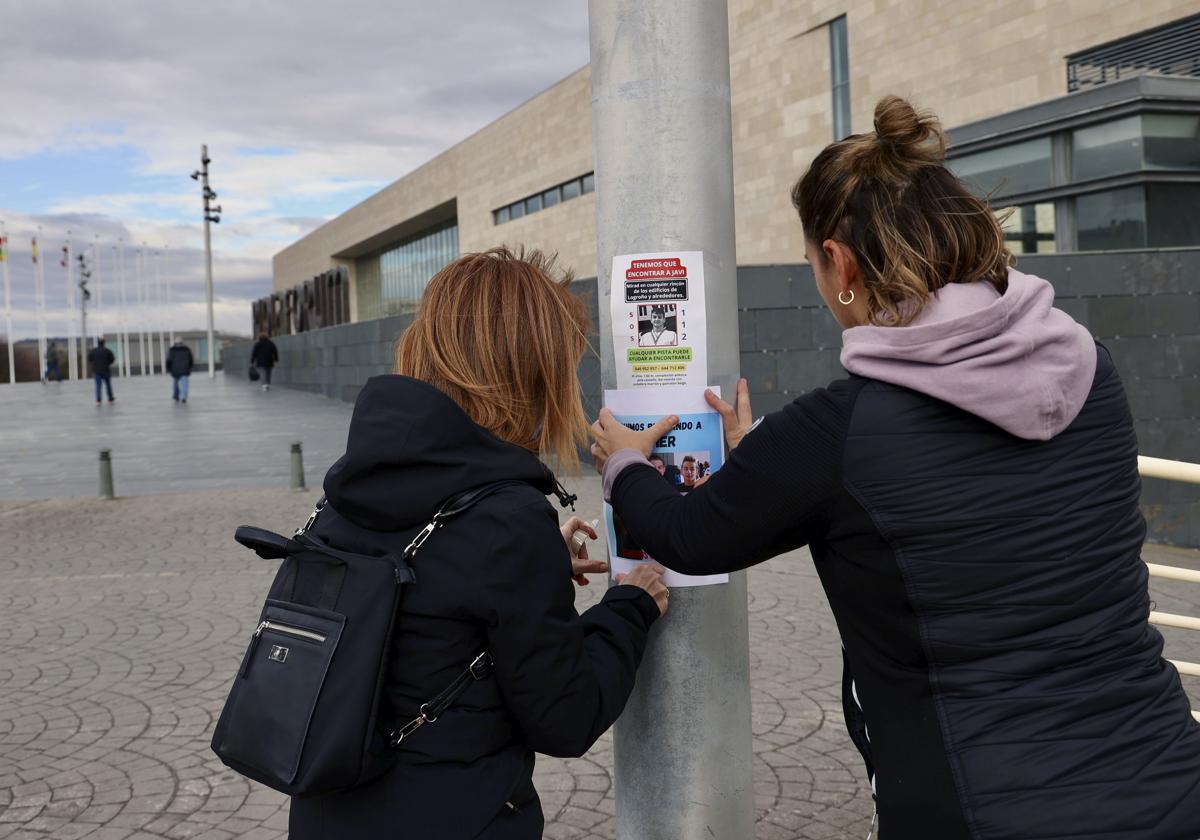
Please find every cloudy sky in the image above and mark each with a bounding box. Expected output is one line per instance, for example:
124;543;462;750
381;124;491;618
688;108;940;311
0;0;590;341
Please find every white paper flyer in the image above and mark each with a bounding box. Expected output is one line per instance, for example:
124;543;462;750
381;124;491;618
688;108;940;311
609;251;707;389
602;386;729;588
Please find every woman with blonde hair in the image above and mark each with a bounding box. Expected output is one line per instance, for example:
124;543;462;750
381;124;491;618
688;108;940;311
592;97;1200;838
290;248;667;839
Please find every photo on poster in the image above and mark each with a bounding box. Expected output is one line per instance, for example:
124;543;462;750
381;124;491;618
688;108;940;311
637;304;679;347
602;386;729;588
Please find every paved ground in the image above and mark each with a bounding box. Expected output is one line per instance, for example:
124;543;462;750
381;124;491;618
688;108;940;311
2;379;1199;839
2;482;1199;840
0;377;352;501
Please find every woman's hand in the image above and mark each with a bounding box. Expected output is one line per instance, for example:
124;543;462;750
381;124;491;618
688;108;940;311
561;516;607;586
615;562;670;616
705;378;755;452
589;409;678;474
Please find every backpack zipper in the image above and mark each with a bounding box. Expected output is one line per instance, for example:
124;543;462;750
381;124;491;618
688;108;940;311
254;619;327;644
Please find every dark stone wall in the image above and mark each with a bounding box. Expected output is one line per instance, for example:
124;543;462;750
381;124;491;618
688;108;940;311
226;247;1200;546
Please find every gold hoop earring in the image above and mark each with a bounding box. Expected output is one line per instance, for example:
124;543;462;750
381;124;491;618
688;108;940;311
838;289;855;306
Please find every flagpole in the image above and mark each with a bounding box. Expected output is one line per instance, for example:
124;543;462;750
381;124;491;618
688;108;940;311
155;247;165;369
1;222;14;385
65;236;78;380
34;228;46;379
136;245;146;374
118;240;129;378
93;235;101;342
165;245;174;345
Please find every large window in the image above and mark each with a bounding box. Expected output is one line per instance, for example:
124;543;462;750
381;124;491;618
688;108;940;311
1143;114;1200;171
1147;184;1200;247
999;203;1056;254
829;16;850;141
357;221;459;319
948;138;1053;199
1076;187;1146;251
1072;116;1142;182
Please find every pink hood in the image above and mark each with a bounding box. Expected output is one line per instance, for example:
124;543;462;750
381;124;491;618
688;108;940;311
840;268;1096;441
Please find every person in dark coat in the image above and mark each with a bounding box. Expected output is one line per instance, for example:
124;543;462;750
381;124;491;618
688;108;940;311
165;340;194;403
288;248;668;840
592;96;1200;840
43;340;61;383
87;338;115;404
250;333;278;391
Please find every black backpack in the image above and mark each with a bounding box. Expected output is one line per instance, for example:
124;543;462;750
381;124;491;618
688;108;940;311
210;482;522;796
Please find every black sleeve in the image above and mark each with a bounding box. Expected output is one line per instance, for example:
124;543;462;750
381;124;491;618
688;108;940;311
480;498;659;758
105;349;114;365
271;343;279;363
610;379;858;576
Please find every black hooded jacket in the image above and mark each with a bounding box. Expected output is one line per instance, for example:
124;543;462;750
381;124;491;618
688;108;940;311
288;376;659;840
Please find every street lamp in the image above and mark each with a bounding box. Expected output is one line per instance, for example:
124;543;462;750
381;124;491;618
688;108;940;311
191;145;221;377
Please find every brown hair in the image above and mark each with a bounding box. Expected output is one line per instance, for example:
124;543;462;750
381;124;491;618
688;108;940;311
791;95;1011;326
394;246;589;469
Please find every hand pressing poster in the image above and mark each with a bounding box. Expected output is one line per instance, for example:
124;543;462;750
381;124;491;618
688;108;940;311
602;386;729;588
609;252;707;388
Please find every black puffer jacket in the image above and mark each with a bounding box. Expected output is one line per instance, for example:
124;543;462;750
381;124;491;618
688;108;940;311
614;349;1200;838
289;376;659;840
609;271;1200;839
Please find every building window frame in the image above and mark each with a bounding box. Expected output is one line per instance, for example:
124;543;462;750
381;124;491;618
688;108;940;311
493;171;595;225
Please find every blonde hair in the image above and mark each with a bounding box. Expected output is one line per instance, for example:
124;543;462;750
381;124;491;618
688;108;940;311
394;247;589;469
791;95;1012;326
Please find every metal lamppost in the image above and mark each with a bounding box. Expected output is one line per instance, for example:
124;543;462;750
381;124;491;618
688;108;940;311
191;145;221;377
589;1;754;837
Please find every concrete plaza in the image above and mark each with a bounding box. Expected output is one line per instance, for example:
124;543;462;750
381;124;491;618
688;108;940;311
1;378;1198;839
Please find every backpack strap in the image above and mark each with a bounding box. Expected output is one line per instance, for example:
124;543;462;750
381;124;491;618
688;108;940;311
402;480;533;560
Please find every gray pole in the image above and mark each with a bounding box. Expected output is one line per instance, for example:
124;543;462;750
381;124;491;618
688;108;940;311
588;2;753;837
98;449;114;500
290;442;306;490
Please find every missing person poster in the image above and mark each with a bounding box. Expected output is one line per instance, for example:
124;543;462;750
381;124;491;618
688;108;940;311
610;251;707;388
602;386;729;588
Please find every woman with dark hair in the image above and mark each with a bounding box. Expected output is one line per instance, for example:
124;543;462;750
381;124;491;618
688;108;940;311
290;248;668;839
592;97;1200;839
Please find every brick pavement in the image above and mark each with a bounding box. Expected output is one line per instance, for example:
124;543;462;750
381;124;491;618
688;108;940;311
2;482;1198;839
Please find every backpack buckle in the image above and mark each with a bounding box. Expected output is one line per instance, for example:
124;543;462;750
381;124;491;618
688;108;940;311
469;652;493;680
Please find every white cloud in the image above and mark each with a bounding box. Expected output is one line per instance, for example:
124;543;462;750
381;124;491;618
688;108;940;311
1;0;590;340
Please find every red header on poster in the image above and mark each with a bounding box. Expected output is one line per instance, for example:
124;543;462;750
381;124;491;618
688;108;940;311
626;258;687;280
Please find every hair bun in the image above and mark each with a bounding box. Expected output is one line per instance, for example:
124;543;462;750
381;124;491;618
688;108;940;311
873;95;944;163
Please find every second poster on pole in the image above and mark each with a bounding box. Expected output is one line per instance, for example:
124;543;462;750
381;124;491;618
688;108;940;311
609;251;707;388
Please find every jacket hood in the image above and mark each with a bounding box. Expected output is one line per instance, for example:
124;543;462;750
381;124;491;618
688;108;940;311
840;268;1097;441
323;375;562;531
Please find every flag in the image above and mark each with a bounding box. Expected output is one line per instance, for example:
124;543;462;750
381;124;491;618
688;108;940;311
0;235;7;262
31;237;38;264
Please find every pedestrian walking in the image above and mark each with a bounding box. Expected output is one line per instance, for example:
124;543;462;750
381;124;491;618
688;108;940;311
165;340;194;403
592;96;1200;839
286;248;667;840
87;338;115;404
249;332;278;391
43;340;61;383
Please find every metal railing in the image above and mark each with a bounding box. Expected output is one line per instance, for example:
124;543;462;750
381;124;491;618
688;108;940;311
1139;455;1200;723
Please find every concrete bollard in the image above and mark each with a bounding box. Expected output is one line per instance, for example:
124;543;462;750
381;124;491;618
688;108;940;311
290;441;306;490
99;449;115;500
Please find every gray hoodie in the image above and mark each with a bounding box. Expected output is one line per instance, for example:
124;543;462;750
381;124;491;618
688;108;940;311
840;268;1096;441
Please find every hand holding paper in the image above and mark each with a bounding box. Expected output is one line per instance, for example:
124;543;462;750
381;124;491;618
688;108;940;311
704;377;755;452
589;409;679;472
